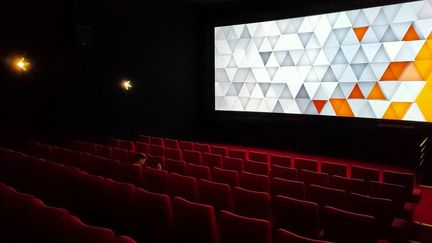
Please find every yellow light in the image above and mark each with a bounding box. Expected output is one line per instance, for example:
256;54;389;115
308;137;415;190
122;80;132;91
13;57;30;72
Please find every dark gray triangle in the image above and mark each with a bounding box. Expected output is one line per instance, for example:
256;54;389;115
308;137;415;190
260;52;272;65
322;67;338;82
296;85;310;99
280;85;293;99
298;32;313;48
233;83;244;94
351;64;368;80
259;83;271;96
332;48;348;64
273;101;284;113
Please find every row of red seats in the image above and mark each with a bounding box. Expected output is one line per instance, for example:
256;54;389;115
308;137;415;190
0;182;135;243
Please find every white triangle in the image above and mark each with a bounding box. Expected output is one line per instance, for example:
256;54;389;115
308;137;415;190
215;68;230;82
372;25;389;41
314;49;330;65
274;51;288;65
320;102;336;116
215;55;231;69
351;47;369;64
289;50;304;65
341;45;360;63
339;82;357;97
245;69;258;83
363;6;381;25
313;66;329;81
297;66;312;82
333;12;352;28
266;53;280;67
215;82;224;96
369;100;391;118
406;40;426;58
331;85;345;98
359;65;378;82
370;63;389;80
266;83;286;98
326;12;340;27
233;25;246;39
263;98;279;111
379;81;401;100
339;65;358;83
233;68;249;82
276;20;290;34
346;10;360;25
348;100;368;117
383;3;401;23
246;23;259;37
393;82;426;102
362;43;382;63
252;68;272;83
306;48;320;64
331;64;349;80
305;68;320;82
287;78;303;98
296;99;311;113
279;99;301;114
383;42;404;61
304;102;319;115
394;43;416;62
393;3;419;23
353;10;369;27
306;34;321;49
358;82;376;98
373;8;389;26
304;82;321;98
418;1;432;19
245;98;263;111
361;27;379;44
413;19;432;39
225;68;237;81
324;31;340;48
358;101;377;118
313;83;338;100
390;22;411;41
285;17;303;34
404;103;425;122
342;29;360;45
324;47;340;63
259;38;273;52
232;97;245;111
315;15;332;46
215;40;232;55
299;17;315;33
261;21;282;36
238;84;250;98
215;96;224;109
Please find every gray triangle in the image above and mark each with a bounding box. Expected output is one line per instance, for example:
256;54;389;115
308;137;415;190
298;32;313;48
239;97;251;109
322;67;338;82
254;37;265;49
227;56;237;68
267;68;278;80
380;26;398;42
332;48;349;64
241;27;252;39
351;47;369;64
373;8;388;26
226;84;238;96
297;52;311;66
273;101;284;113
324;31;340;48
281;52;295;66
280;85;293;99
259;83;271;96
216;68;230;82
274;51;288;65
268;36;280;49
351;64;368;80
331;84;345;98
227;39;239;52
260;52;272;65
233;83;244;94
246;83;257;93
333;28;351;44
371;45;390;63
296;85;310;99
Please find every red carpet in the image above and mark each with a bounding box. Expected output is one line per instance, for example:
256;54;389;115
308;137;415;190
413;186;432;225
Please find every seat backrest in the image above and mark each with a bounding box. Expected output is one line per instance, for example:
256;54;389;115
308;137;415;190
330;175;367;195
168;173;198;201
194;143;211;153
165;148;182;161
244;160;269;176
275;228;333;243
119;140;135;152
228;148;247;161
369;181;408;210
202;152;223;168
222;156;244;172
134;142;149;154
211;167;239;187
165;159;187;175
271;164;297;180
299;169;329;187
172;197;219;243
198;179;233;212
272;195;319;238
211;145;228;157
138;135;150;144
112;147;129;162
239;171;270;192
248;151;268;164
149;145;165;157
218;210;272;243
322;206;377;243
351;165;380;183
321;162;347;177
95;144;112;158
270;155;292;168
113;164;142;186
307;184;346;209
187;163;211;180
232;187;271;219
150;137;164;147
141;167;168;194
179;141;194;150
271;177;305;200
382;170;415;194
182;150;202;165
294;158;318;172
164;138;179;149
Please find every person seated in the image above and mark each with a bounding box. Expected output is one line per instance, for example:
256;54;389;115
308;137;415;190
131;152;162;170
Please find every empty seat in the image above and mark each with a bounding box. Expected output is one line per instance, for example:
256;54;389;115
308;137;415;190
211;167;239;187
165;159;187;175
294;158;318;172
182;150;202;165
369;181;412;217
172;197;219;243
150;137;164;147
322;206;377;243
186;163;211;180
232;187;271;219
194;143;211;153
307;184;346;209
383;170;416;199
164;138;179;149
299;169;329;187
218;210;272;243
202;152;223;168
248;151;268;164
138;135;150;144
211;145;228;156
351;165;380;183
168;173;198;201
321;162;347;177
113;164;142;186
149;145;164;157
271;177;306;200
141;167;168;194
228;148;247;160
271;164;297;180
330;175;367;195
112;147;129;162
119;140;135;151
179;141;194;150
135;142;149;154
198;179;233;211
95;144;112;158
239;171;270;192
244;160;269;176
165;148;182;160
222;156;244;172
270;155;292;168
275;228;333;243
272;195;319;238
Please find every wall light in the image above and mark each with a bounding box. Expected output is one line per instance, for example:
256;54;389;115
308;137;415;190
121;80;132;91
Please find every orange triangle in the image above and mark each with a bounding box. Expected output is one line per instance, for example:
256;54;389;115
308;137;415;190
403;25;420;41
382;104;399;120
313;100;327;113
390;62;410;79
416;40;432;61
381;64;397;80
353;27;369;42
399;62;423;81
367;83;386;100
348;84;365;99
330;99;345;113
414;60;432;80
337;100;354;117
383;102;411;120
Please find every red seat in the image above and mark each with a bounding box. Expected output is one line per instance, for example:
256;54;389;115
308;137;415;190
321;162;347;177
228;148;247;160
307;184;346;209
298;169;329;187
149;145;165;157
218;210;272;243
108;138;120;147
330;175;367;195
165;148;182;160
148;155;165;169
112;147;129;162
27;141;52;159
275;228;332;243
168;173;198;201
211;145;228;156
95;144;112;158
119;140;135;151
222;156;244;172
202;152;223;168
369;181;411;216
134;142;149;154
186;163;211;180
211;167;239;187
182;150;202;165
294;158;318;172
138;135;150;144
232;187;271;219
270;154;292;167
51;147;83;165
272;195;320;238
244;160;269;176
383;170;416;200
271;177;306;200
71;140;96;154
113;164;142;186
239;171;270;192
164;138;179;149
271;164;297;180
172;197;219;243
195;143;211;153
179;141;194;150
165;159;187;175
116;236;137;243
322;206;377;243
141;167;168;194
150;137;164;147
198;179;233;211
248;151;268;164
351;165;380;183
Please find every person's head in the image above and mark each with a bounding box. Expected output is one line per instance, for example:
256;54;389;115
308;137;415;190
132;152;147;165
